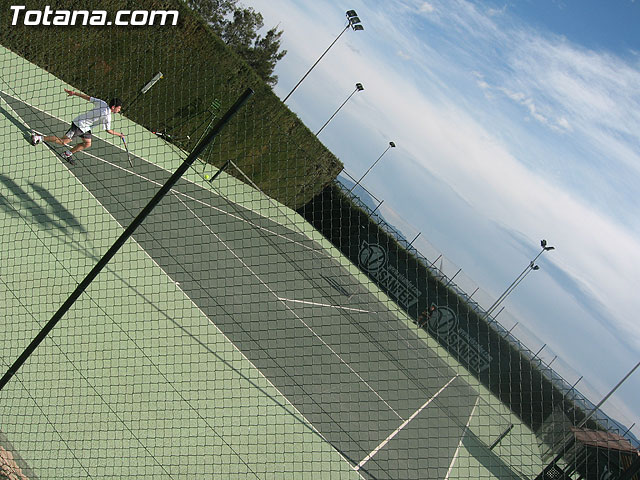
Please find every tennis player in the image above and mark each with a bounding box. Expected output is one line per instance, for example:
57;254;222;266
31;89;125;164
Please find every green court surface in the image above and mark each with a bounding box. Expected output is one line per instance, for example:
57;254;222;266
0;47;545;479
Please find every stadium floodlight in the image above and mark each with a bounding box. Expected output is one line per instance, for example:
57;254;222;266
346;11;364;31
316;82;365;136
481;240;555;321
541;239;555;251
283;9;364;103
349;141;396;192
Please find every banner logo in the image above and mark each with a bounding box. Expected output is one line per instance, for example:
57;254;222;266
428;305;458;336
359;241;387;272
426;305;493;373
358;241;420;309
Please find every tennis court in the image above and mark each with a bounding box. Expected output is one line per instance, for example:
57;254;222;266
0;47;544;479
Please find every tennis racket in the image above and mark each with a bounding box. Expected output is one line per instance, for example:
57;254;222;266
121;136;133;167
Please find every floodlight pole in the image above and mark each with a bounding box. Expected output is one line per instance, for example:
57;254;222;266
350;141;396;192
283;10;364;103
492;262;538;310
316;83;364;136
481;240;554;321
576;359;640;430
0;88;254;394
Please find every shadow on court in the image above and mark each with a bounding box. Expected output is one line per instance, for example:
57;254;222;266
0;103;31;144
462;431;523;480
0;174;85;234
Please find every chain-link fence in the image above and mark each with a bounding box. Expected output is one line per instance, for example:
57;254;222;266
0;1;637;479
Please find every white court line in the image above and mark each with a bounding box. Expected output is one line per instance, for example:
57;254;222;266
445;396;480;480
277;297;373;314
1;92;366;478
0;90;332;259
87;149;328;258
355;374;459;471
176;194;405;424
7;88;399;423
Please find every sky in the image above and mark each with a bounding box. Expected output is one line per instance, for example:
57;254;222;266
242;0;640;437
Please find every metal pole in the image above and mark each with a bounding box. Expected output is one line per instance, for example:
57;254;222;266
482;257;536;319
444;268;462;287
408;232;421;247
576;360;640;429
565;376;583;401
491;306;505;320
316;84;362;136
481;246;548;321
467;287;479;300
371;199;384;215
428;254;442;270
532;344;546;361
0;88;254;394
488;263;537;316
350;143;394;192
283;24;350;103
503;322;519;338
622;422;636;438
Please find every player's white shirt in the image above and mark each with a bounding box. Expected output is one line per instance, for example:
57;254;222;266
73;97;111;133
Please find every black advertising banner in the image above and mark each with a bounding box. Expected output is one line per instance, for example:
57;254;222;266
357;238;492;375
299;183;593;434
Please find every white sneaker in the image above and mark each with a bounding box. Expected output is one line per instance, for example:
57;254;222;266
61;150;75;165
31;133;43;145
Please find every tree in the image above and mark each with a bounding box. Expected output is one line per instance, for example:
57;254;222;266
242;27;287;86
187;1;287;86
220;7;263;50
185;0;235;30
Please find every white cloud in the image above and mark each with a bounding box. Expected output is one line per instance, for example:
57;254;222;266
499;87;526;103
506;36;640;138
473;71;491;92
418;2;435;14
487;5;507;17
556;116;571;131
